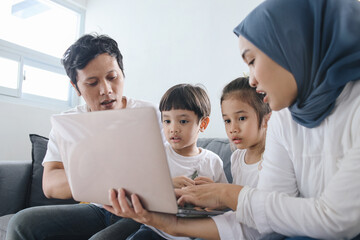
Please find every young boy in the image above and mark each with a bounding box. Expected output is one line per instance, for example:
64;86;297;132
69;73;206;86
127;84;228;240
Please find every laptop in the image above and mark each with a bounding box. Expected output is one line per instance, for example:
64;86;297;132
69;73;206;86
51;107;226;217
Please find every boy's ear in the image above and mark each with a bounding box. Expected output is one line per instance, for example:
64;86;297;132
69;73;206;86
199;116;210;132
262;112;272;128
71;81;81;96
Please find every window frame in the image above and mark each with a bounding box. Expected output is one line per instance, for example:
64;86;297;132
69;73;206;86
0;0;85;110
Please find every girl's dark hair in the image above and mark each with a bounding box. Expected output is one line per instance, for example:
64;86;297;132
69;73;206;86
159;84;211;121
61;33;124;92
221;77;271;128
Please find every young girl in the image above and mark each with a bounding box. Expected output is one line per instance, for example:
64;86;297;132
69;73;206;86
220;77;271;189
207;76;271;239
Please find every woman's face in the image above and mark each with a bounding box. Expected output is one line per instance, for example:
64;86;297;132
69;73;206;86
238;36;298;111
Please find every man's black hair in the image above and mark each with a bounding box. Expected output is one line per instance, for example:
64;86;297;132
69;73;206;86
61;33;124;92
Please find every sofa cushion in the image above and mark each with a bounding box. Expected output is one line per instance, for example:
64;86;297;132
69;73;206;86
0;214;13;240
0;161;31;216
197;138;233;183
27;134;78;207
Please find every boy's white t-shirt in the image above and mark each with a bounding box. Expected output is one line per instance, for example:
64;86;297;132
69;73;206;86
166;142;228;183
43;97;164;165
211;148;263;240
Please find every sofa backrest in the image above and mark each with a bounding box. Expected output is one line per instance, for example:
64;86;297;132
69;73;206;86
28;134;78;208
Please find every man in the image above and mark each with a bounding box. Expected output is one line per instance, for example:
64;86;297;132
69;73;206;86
6;34;160;240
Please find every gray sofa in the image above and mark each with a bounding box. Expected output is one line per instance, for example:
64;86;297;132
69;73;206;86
0;134;233;239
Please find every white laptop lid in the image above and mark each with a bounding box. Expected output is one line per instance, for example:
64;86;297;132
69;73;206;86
51;107;178;214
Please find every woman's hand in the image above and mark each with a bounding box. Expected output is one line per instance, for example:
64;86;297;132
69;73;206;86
175;183;243;210
172;176;195;188
194;176;214;185
103;188;178;234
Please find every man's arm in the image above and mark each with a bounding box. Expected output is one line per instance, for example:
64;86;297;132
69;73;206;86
43;161;72;199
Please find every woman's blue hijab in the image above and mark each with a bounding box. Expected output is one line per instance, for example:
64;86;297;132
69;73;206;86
234;0;360;128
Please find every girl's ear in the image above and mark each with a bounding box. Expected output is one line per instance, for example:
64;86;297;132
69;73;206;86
71;81;81;96
262;112;272;129
199;116;210;132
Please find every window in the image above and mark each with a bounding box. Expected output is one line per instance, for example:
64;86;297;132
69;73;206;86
0;0;84;108
0;54;19;90
22;63;70;101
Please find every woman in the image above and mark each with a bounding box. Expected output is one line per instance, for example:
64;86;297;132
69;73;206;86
105;0;360;239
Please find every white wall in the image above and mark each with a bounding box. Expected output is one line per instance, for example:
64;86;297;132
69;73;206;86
0;0;262;160
0;98;58;160
85;0;262;138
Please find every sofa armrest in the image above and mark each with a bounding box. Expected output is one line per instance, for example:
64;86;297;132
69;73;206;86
0;160;32;216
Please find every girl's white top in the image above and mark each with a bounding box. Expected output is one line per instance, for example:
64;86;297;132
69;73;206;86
212;149;263;240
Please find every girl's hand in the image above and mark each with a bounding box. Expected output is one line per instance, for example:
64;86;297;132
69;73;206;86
175;183;243;210
104;188;178;234
194;176;214;185
172;176;195;188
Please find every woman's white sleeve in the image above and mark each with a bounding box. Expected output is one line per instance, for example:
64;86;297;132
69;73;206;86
212;211;262;240
234;114;298;232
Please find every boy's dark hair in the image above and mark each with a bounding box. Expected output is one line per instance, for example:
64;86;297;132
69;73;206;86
221;77;271;128
61;33;124;92
159;84;211;121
